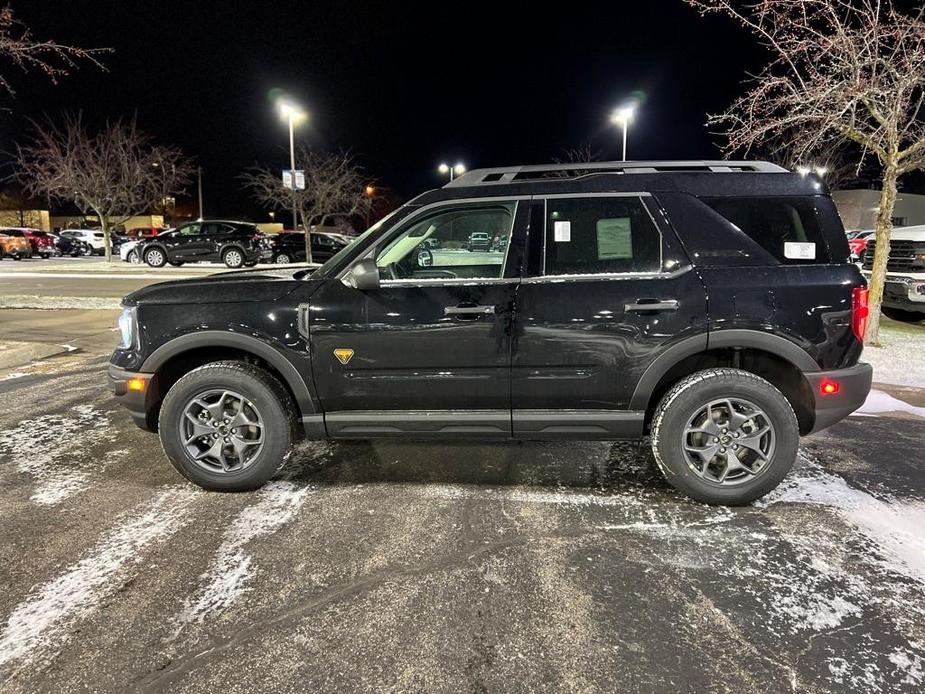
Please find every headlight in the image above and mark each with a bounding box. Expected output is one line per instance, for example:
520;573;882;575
117;306;138;349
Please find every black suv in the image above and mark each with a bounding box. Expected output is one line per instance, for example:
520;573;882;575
271;231;349;264
109;160;872;505
138;220;271;268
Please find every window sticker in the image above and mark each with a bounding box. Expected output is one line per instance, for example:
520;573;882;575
596;218;632;259
784;241;816;260
553;220;571;242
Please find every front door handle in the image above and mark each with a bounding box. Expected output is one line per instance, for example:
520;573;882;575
444;304;496;318
625;299;679;313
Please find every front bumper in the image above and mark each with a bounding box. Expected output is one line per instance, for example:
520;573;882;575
107;364;157;431
862;272;925;312
805;363;873;434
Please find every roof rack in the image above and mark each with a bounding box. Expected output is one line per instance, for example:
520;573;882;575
444;160;788;187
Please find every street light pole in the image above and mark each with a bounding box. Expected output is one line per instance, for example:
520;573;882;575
288;112;297;230
610;105;636;162
438;162;466;182
197;166;203;219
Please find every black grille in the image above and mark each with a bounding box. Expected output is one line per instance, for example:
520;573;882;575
862;239;925;271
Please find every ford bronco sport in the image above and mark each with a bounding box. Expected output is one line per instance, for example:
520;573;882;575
109;160;873;505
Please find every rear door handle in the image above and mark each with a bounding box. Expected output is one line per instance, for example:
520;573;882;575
444;304;496;317
625;299;679;313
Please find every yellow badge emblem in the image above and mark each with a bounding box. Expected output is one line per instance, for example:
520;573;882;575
333;348;354;365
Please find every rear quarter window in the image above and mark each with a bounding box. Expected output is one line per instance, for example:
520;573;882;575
701;196;832;264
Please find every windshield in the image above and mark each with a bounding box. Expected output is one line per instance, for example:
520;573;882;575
308;207;407;279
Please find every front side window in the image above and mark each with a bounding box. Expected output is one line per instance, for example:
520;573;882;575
544;196;661;276
376;202;515;280
177;223;202;237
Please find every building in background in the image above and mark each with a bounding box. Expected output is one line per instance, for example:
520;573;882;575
833;189;925;231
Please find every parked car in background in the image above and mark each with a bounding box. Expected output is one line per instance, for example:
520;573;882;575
120;239;143;263
125;226;163;240
109;159;872;506
136;220;272;268
862;224;925;322
51;232;93;257
848;230;875;262
61;229;107;255
0;228;58;258
271;231;348;264
466;231;492;252
0;229;33;260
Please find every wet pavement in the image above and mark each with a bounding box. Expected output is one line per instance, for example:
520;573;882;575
0;341;922;693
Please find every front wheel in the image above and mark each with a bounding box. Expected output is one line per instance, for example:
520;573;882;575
158;361;297;491
144;247;167;267
274;253;291;265
651;368;799;506
222;247;244;268
127;249;140;264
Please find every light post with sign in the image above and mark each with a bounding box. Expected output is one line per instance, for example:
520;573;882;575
278;100;307;230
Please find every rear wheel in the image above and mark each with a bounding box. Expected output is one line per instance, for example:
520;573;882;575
223;247;244;268
158;361;297;491
144;247;167;267
651;368;799;506
275;253;291;265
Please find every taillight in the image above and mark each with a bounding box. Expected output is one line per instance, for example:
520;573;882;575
852;286;869;344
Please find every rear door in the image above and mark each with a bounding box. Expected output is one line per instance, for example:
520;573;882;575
511;193;708;437
308;198;529;437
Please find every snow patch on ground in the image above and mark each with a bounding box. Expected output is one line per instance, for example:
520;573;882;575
0;488;197;671
0;404;117;505
863;324;925;388
176;480;314;626
760;457;925;585
0;295;121;310
854;389;925;419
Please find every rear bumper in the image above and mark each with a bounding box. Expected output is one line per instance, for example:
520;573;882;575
805;363;873;434
107;364;157;432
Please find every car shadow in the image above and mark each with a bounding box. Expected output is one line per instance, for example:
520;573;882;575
282;438;672;494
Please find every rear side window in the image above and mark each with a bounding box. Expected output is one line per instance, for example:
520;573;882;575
702;197;831;264
544;196;661;276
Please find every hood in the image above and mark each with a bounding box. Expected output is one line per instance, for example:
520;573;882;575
123;268;322;306
889;225;925;242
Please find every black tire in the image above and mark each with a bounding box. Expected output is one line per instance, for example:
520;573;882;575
651;368;799;506
144;247;167;267
158;361;298;492
127;249;139;264
882;307;924;324
275;253;291;265
222;247;245;268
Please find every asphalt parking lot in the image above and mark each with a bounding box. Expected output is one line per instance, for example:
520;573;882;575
0;262;923;692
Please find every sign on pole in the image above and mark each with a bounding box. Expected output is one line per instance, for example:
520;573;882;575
282;170;306;190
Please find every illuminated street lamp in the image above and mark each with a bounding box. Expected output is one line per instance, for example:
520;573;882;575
610;105;636;162
277;100;307;229
797;164;828;177
438;162;466;181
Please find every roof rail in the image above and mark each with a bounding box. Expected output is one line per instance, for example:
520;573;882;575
444;160;788;187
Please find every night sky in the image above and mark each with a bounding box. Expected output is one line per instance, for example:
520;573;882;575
3;1;774;219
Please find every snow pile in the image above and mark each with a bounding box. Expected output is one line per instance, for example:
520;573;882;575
0;404;116;505
0;488;196;670
855;389;925;419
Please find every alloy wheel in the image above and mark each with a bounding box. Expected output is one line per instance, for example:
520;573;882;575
275;253;290;264
180;389;264;473
681;397;776;485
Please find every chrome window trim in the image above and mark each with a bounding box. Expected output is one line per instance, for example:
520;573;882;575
379;277;521;288
338;195;529;284
520;265;691;284
536;192;666;279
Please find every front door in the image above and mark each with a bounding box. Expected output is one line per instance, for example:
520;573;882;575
167;222;203;260
511;194;708;437
308;199;528;437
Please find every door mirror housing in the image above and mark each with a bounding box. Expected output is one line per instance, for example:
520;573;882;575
343;258;380;291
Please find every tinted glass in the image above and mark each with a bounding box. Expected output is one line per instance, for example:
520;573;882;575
544;197;661;275
702;197;831;264
177;223;202;236
377;203;515;280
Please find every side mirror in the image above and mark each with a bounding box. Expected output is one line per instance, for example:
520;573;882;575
344;258;380;291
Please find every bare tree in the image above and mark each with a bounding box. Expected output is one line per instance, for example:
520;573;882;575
685;0;925;343
241;148;371;263
0;4;108;95
15;115;195;261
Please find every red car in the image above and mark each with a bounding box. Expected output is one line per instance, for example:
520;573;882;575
848;230;875;261
0;228;59;258
126;226;164;239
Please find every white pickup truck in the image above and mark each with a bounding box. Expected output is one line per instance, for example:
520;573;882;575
862;225;925;321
